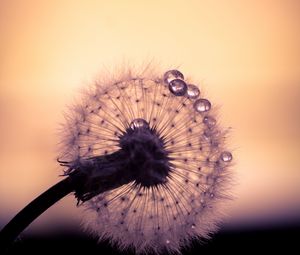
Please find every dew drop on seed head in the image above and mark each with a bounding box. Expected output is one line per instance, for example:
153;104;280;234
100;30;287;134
163;69;184;84
129;118;149;130
220;151;232;162
186;84;200;99
166;239;171;244
203;116;216;128
193;99;211;112
169;79;187;96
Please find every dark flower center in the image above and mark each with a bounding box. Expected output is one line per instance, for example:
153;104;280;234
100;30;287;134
70;118;171;202
119;118;171;187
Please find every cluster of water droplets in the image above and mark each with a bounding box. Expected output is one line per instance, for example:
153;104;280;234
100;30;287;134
60;68;233;254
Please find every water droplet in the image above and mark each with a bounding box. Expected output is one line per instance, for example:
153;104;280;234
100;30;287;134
129;118;149;130
193;99;211;112
220;151;232;162
191;224;196;229
206;175;215;185
169;79;187;96
186;84;200;99
163;69;184;84
203;116;216;128
203;130;211;141
166;239;171;244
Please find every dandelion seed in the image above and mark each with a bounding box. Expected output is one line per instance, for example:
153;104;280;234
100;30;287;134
0;66;233;255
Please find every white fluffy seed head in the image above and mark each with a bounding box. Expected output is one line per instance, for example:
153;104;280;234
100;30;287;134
59;65;234;254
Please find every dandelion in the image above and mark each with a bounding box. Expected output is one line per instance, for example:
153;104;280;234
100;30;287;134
0;66;233;254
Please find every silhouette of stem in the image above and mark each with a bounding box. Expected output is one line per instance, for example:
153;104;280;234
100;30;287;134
0;177;74;252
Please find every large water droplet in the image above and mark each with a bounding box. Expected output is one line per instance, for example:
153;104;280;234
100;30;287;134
129;118;149;130
169;79;187;96
220;151;232;162
163;69;184;84
186;84;200;99
203;116;216;128
193;99;211;112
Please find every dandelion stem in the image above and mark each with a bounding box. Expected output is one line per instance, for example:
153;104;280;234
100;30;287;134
0;177;74;251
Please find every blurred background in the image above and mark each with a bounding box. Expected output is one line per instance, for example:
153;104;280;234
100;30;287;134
0;0;300;253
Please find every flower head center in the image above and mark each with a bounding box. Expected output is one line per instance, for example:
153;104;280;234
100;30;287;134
119;118;171;187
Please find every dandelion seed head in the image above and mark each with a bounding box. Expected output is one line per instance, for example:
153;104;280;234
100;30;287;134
59;65;234;254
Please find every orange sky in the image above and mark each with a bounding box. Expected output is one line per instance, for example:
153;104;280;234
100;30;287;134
0;0;300;232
